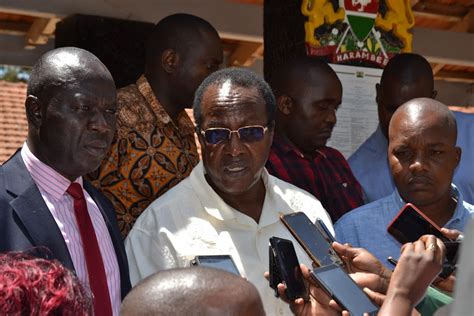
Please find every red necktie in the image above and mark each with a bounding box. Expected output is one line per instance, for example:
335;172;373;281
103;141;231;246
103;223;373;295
67;183;113;316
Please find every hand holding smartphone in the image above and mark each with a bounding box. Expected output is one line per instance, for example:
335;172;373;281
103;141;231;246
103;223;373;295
269;236;309;301
310;264;379;316
387;203;461;278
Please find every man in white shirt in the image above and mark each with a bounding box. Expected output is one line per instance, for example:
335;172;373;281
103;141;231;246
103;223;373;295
125;68;333;315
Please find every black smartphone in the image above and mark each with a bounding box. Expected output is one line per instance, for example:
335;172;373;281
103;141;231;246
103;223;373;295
269;237;308;301
280;212;343;267
190;255;240;276
311;264;379;316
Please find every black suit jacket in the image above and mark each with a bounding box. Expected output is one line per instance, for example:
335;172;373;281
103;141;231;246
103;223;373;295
0;151;131;299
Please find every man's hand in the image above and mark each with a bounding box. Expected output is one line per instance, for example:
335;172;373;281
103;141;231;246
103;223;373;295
265;265;346;316
332;242;392;294
378;235;446;315
440;228;462;241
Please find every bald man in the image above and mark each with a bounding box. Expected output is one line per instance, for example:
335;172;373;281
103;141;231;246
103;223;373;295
336;98;474;266
89;14;224;238
121;267;265;316
0;47;131;315
266;57;364;221
349;53;474;205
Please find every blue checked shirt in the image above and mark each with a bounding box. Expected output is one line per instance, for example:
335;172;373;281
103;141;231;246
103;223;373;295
334;185;474;268
348;111;474;204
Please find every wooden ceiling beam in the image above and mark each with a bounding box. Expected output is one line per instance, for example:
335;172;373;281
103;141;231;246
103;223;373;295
450;8;474;33
0;20;30;35
435;70;474;83
25;17;59;47
432;63;445;75
228;42;263;67
413;1;468;18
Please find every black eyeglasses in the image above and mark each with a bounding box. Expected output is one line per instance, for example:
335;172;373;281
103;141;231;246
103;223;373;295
199;125;269;145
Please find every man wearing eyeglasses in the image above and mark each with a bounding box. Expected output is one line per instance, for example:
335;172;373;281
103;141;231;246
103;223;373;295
125;68;334;316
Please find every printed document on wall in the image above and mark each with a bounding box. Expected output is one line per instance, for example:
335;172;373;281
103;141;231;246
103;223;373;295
327;64;382;158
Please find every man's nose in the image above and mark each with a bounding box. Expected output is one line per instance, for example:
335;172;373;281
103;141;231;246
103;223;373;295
89;110;114;133
409;153;428;172
325;109;337;125
227;131;245;156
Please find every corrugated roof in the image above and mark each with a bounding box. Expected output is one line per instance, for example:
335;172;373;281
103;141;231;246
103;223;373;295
0;80;28;163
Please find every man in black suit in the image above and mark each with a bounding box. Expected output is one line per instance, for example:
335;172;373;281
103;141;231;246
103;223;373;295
0;47;131;315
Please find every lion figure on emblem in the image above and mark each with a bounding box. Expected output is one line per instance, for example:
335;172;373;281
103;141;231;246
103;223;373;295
301;0;345;47
375;0;415;52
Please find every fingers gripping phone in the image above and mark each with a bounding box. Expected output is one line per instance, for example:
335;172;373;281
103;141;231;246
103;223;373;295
269;237;309;301
280;212;343;268
190;255;241;276
311;264;379;316
387;203;461;277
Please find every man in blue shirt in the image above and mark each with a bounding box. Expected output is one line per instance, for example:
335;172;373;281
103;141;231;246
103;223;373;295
349;53;474;204
336;98;474;267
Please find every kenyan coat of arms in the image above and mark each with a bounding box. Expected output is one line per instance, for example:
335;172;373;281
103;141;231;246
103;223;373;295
302;0;415;68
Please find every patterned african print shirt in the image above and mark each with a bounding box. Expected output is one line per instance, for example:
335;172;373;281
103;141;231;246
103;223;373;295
88;75;199;238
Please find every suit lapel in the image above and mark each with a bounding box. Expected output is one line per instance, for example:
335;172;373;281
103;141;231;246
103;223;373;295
4;152;75;272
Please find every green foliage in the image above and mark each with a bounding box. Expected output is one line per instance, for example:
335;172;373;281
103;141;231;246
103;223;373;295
0;65;31;82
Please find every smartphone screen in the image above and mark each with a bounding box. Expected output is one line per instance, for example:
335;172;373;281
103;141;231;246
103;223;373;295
270;237;308;301
191;255;240;276
387;203;451;245
281;212;342;267
311;264;378;316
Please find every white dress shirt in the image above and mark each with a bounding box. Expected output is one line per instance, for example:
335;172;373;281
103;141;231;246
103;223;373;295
21;143;121;315
126;161;334;316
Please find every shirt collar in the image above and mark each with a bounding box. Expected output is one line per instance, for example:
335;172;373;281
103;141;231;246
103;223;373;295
21;142;82;200
189;161;274;226
391;184;466;224
136;75;195;136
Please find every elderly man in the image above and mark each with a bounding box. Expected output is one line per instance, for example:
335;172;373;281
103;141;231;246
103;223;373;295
0;47;131;315
125;68;333;315
121;267;265;316
89;13;223;238
349;53;474;204
336;98;474;266
266;57;364;221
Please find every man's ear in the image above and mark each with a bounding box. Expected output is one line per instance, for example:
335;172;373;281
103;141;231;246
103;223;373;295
25;95;42;128
277;95;293;115
432;90;438;99
454;146;462;167
161;49;179;74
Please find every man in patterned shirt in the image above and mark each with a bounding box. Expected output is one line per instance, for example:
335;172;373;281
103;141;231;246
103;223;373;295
266;57;364;222
89;14;223;237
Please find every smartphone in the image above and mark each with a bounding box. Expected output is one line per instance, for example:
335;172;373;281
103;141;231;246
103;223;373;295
315;218;336;243
311;264;379;316
387;203;461;278
190;255;240;276
280;212;343;267
387;203;451;244
269;237;308;301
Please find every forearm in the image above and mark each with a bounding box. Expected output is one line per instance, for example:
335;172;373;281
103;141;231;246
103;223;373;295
378;288;415;316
